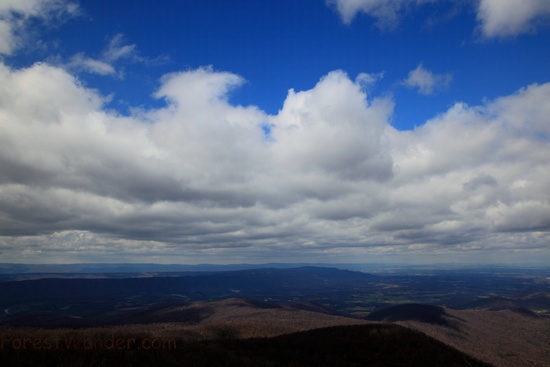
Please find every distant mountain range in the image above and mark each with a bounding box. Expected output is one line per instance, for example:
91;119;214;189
0;262;376;274
2;262;547;275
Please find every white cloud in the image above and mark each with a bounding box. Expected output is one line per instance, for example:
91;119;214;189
102;34;138;62
0;0;78;55
326;0;435;27
355;71;384;92
328;0;550;38
327;0;401;26
68;53;116;76
0;61;548;263
65;34;164;77
403;63;452;95
477;0;550;38
0;19;11;53
269;70;393;182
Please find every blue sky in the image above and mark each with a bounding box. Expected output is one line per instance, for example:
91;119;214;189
0;0;549;265
8;0;549;128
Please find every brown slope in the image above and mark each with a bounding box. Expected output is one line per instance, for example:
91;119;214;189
0;324;493;367
1;299;496;366
101;298;372;340
396;308;550;367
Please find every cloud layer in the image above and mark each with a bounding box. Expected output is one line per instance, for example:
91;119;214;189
0;0;548;264
0;61;548;263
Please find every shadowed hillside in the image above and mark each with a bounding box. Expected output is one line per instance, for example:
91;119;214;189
0;324;492;367
396;308;550;367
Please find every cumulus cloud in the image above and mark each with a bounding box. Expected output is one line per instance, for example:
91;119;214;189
403;63;452;95
0;0;78;55
477;0;550;38
0;60;549;263
269;70;393;183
